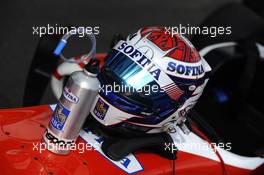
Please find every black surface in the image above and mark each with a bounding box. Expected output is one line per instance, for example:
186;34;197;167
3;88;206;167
0;0;240;108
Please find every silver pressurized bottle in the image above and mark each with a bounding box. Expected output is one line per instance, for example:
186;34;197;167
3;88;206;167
43;59;100;154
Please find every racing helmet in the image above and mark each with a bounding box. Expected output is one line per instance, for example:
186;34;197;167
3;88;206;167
89;27;211;135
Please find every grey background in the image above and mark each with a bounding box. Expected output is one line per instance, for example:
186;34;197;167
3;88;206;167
0;0;240;108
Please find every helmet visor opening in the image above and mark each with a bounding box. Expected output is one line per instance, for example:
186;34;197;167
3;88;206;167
100;50;175;114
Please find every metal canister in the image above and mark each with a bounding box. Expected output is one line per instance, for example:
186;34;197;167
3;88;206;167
43;59;100;154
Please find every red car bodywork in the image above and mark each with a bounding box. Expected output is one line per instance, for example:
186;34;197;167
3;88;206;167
0;105;262;175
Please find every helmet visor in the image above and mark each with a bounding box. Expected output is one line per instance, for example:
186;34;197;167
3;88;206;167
99;49;176;116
